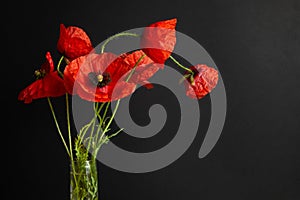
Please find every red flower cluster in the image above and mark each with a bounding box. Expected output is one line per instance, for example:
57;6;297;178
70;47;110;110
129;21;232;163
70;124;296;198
18;18;218;104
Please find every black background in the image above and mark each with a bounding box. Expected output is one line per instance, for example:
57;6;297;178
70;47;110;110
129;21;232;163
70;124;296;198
4;0;300;199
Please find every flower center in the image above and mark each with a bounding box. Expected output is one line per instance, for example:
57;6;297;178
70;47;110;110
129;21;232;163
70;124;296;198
34;69;46;79
88;72;111;88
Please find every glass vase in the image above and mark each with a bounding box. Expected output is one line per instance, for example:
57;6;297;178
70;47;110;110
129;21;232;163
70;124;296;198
70;160;99;200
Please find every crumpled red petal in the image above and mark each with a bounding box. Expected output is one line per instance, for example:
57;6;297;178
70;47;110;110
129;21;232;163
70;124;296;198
63;55;84;95
57;24;94;61
121;50;162;88
140;18;177;64
41;51;54;73
184;64;219;99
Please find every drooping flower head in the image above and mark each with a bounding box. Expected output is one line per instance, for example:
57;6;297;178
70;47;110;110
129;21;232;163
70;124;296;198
18;52;66;103
63;53;136;102
140;18;177;64
184;64;219;99
57;24;94;62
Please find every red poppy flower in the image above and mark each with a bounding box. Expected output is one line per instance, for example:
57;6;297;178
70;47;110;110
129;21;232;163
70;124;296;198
57;24;94;61
18;52;66;103
121;50;163;89
140;18;177;64
63;53;136;102
184;64;219;99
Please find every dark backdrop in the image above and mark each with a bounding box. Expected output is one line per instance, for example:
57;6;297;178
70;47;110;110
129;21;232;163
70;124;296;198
4;0;300;199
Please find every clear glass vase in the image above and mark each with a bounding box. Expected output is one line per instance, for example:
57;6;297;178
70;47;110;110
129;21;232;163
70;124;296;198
70;160;99;200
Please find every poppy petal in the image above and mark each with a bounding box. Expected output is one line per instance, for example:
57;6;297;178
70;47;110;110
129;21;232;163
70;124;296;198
18;71;66;103
140;18;177;64
122;50;162;85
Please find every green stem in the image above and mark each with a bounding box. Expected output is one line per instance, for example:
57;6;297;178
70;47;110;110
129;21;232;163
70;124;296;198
100;102;111;128
169;55;194;74
94;99;121;157
47;97;70;157
101;32;139;53
78;102;104;144
78;123;92;144
86;110;97;154
65;94;80;192
106;100;120;133
108;128;124;139
65;94;73;161
57;56;64;77
125;54;146;82
96;102;110;145
95;102;105;123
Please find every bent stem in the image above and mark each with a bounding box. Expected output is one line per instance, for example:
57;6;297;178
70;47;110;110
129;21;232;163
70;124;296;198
57;56;65;77
101;32;139;53
169;55;193;74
